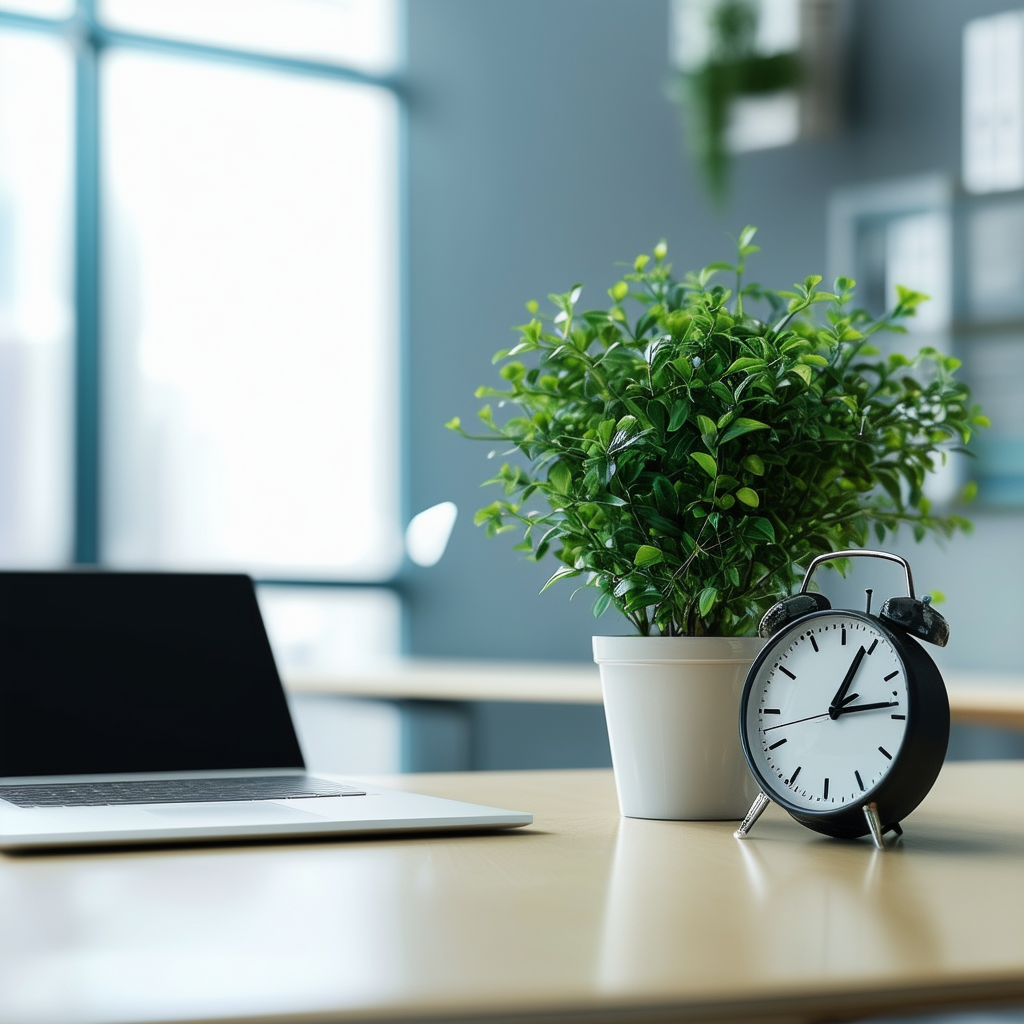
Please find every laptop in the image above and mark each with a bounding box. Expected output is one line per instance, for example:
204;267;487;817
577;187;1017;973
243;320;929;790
0;571;532;849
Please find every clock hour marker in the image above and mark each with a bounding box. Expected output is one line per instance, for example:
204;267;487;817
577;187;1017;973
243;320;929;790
809;634;819;652
891;714;906;720
779;665;796;679
762;708;781;714
879;746;892;759
867;639;878;655
884;671;899;681
855;770;864;791
768;738;787;750
841;627;847;645
823;778;829;799
788;766;801;785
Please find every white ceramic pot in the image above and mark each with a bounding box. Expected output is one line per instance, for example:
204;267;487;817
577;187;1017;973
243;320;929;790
593;635;765;820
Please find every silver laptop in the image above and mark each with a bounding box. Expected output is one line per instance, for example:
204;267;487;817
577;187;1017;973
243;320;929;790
0;571;531;849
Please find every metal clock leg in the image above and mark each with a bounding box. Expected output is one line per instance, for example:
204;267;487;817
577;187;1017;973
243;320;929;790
734;791;771;839
862;801;885;850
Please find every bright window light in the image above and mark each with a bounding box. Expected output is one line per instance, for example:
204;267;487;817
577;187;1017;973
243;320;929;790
256;585;401;678
0;0;72;16
885;212;951;334
99;0;398;74
0;29;73;566
963;10;1024;194
101;51;401;578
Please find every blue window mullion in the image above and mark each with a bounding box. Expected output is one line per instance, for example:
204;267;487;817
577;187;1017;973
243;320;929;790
73;13;101;565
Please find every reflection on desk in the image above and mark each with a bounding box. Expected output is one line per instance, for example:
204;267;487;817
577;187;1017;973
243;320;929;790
3;763;1024;1024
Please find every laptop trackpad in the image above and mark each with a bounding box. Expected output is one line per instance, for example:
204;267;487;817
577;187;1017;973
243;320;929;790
142;802;324;825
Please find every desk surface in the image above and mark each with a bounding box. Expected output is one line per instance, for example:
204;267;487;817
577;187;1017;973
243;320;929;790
5;763;1024;1024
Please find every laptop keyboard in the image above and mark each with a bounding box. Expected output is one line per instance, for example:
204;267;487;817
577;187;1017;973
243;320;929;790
0;776;367;808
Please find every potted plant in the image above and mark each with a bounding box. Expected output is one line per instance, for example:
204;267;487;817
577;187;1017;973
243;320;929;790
447;229;984;820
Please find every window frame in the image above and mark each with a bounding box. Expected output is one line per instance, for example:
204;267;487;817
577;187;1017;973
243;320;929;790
0;0;407;592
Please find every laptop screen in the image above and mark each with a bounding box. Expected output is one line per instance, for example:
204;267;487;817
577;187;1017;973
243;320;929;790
0;572;305;777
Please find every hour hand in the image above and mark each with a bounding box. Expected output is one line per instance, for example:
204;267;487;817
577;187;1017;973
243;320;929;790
829;646;866;718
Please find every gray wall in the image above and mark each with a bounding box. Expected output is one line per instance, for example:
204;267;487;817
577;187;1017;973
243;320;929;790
405;0;1024;675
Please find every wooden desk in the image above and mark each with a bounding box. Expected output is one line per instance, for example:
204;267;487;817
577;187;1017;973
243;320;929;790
4;763;1024;1024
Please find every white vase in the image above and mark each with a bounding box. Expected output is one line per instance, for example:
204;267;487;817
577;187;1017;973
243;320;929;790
593;635;765;820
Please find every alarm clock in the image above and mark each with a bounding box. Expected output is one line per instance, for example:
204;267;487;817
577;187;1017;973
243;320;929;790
735;549;950;849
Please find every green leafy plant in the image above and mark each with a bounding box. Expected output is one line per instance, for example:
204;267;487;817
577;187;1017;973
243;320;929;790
670;0;802;205
447;229;987;637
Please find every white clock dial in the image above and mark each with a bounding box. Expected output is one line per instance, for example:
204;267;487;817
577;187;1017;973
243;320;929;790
744;614;909;811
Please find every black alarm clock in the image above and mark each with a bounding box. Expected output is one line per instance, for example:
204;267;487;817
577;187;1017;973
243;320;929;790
735;549;950;849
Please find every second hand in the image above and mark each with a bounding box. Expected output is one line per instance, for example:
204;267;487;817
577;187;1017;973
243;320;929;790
764;712;830;732
765;698;897;732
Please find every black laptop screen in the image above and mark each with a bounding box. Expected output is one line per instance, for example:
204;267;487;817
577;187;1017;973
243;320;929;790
0;572;305;777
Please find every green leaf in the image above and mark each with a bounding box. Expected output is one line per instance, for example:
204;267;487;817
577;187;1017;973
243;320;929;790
724;357;766;375
668;399;691;431
548;461;572;494
789;363;813;386
691;452;718;478
696;414;717;436
747;517;775;543
742;454;765;475
653;476;678;513
719;417;771;444
697;587;718;617
634;544;664;567
593;593;612;618
540;566;579;593
736;487;759;507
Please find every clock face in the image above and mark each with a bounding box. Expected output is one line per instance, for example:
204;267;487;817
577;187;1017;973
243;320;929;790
743;612;910;813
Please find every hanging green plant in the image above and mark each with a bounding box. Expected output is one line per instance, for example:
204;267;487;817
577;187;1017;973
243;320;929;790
670;0;802;204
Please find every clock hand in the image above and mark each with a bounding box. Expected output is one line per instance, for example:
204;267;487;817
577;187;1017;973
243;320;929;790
764;712;830;732
835;700;898;716
829;645;867;719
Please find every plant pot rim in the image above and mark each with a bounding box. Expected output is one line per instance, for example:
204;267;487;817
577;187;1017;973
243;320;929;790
592;634;765;666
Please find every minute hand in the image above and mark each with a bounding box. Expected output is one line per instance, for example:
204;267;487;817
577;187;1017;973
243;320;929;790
836;700;898;716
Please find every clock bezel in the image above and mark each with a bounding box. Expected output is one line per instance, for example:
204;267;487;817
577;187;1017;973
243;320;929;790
739;609;949;839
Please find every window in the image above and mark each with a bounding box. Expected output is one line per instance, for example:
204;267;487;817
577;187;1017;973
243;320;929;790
963;9;1024;195
827;175;959;505
0;0;404;666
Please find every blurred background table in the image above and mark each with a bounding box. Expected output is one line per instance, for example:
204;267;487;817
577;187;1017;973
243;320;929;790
284;661;1024;774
